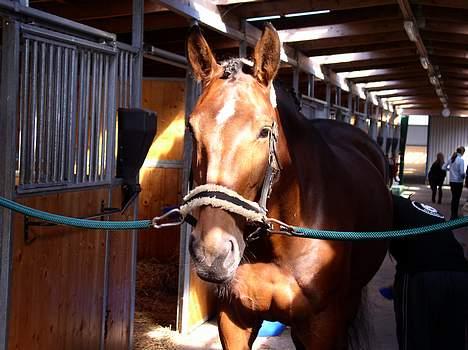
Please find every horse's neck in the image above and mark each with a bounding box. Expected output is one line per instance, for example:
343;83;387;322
269;87;324;226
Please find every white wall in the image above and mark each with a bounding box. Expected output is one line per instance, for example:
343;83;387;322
428;116;468;180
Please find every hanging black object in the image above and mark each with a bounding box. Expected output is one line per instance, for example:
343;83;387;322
117;108;157;212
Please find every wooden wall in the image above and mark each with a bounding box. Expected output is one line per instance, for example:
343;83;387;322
138;79;185;262
8;187;134;350
138;78;217;333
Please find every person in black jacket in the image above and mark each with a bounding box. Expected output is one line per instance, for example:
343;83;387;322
428;152;446;203
390;195;468;350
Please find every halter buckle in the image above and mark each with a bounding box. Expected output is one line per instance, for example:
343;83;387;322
152;208;184;229
265;217;294;235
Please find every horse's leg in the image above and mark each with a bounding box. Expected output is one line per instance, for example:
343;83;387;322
292;299;349;350
217;305;261;350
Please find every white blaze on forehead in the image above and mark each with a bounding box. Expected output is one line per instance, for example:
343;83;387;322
216;88;237;125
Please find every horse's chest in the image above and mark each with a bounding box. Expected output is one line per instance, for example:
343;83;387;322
228;263;316;322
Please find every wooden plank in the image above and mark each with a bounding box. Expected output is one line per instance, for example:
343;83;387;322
224;0;395;18
310;48;415;65
138;80;185;261
8;189;108;350
187;269;216;330
413;0;468;9
424;19;468;35
349;71;426;83
296;34;409;56
361;79;430;91
422;31;468;45
265;5;401;30
83;12;188;34
32;0;167;21
277;20;403;42
326;56;418;72
104;188;135;350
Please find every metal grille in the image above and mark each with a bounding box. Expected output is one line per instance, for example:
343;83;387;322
116;43;137;109
17;25;118;192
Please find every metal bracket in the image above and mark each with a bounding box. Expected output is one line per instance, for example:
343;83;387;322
23;200;121;245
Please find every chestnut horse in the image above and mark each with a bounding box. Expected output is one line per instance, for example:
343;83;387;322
186;24;391;349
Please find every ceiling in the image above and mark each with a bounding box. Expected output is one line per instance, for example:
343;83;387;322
29;0;468;116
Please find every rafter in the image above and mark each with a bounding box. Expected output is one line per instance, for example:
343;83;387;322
222;0;395;19
33;0;167;21
310;48;415;65
277;20;402;42
291;31;407;54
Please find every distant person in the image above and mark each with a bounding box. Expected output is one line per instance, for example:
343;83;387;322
391;195;468;350
443;146;465;219
428;152;446;204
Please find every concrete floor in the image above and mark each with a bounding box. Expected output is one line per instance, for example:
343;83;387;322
155;184;467;349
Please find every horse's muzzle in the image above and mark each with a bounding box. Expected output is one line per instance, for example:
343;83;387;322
189;234;239;283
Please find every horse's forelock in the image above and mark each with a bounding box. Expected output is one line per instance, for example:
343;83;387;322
220;58;254;79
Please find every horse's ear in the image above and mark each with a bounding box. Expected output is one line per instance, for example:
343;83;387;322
253;23;281;87
186;25;221;85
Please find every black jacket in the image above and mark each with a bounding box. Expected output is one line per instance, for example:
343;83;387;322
428;161;446;186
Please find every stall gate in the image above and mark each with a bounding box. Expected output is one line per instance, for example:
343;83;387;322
0;4;141;349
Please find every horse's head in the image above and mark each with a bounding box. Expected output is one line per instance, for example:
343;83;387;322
186;24;281;283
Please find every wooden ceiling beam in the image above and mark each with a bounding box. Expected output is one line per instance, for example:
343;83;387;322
32;0;167;21
291;31;407;54
413;0;468;9
262;5;401;31
310;48;415;65
349;72;427;83
82;12;188;34
326;56;419;72
301;40;412;57
422;31;468;45
361;79;431;91
220;0;395;19
423;19;468;35
277;20;402;42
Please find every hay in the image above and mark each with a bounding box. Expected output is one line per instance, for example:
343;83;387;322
133;311;177;350
136;258;178;327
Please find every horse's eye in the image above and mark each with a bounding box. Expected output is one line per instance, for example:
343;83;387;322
258;127;271;139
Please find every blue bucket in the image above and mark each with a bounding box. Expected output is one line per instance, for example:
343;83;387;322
258;321;286;337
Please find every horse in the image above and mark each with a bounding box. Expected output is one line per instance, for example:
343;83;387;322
185;24;392;349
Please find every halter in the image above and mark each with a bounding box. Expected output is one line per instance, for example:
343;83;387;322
180;123;281;239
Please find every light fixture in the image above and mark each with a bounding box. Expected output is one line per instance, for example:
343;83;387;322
246;15;281;22
429;76;438;86
442;108;450;118
420;56;429;70
404;21;417;42
285;9;331;18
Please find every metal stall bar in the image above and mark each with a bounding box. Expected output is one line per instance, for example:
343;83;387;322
88;52;98;182
44;43;53;183
100;56;109;182
52;46;62;183
59;48;69;182
0;18;21;350
67;49;78;184
19;38;30;185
